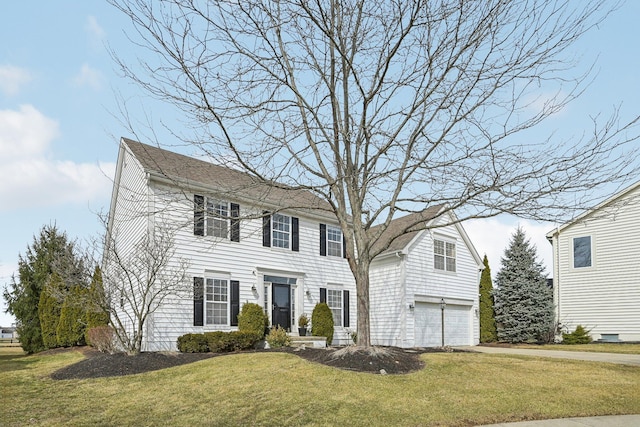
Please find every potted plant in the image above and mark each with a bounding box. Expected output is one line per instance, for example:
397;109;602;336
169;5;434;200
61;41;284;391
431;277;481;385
298;314;309;336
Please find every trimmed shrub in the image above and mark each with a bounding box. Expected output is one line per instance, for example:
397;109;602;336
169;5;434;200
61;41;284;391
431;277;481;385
177;333;209;353
205;331;261;352
87;326;116;354
266;326;291;348
237;303;268;339
311;303;334;345
38;276;62;349
84;267;110;345
562;325;592;344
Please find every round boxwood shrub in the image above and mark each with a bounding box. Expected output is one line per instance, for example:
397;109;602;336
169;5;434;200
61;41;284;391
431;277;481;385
311;302;334;345
265;325;291;348
237;303;268;339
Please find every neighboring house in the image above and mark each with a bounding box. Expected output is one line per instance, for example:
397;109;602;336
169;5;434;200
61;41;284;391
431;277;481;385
107;138;482;350
369;209;483;347
1;327;17;340
546;181;640;342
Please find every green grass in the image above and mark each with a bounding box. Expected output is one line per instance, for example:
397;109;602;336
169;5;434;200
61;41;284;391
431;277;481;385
511;343;640;354
2;347;639;426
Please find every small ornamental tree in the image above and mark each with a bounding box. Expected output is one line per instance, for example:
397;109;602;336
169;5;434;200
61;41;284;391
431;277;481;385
494;227;554;343
479;255;497;343
311;303;334;345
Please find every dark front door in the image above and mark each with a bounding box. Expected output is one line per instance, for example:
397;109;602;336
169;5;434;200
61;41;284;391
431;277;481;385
272;283;291;331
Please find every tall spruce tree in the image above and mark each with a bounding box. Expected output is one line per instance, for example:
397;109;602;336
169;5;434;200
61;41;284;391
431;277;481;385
494;227;554;343
3;225;85;353
479;255;497;343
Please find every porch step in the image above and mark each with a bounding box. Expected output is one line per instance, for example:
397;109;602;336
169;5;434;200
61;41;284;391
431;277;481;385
289;335;327;348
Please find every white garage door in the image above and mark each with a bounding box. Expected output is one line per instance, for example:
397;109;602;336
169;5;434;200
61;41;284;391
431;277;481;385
414;302;470;347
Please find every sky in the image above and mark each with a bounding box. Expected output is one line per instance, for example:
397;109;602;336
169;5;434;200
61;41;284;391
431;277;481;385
1;2;639;327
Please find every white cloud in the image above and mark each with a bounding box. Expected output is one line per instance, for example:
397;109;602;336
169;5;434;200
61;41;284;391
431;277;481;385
85;15;106;49
0;105;115;213
463;216;556;278
0;65;32;96
73;63;103;91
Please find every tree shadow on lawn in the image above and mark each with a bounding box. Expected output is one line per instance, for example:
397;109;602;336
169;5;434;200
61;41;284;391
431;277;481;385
50;345;467;380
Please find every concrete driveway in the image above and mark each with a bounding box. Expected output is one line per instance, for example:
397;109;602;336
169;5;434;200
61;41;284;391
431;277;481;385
454;345;640;366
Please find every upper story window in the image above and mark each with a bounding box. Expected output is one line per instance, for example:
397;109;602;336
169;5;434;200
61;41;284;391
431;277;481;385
207;200;228;238
434;239;456;272
327;226;343;257
272;213;291;249
262;212;299;251
573;236;592;268
194;195;240;241
320;223;345;258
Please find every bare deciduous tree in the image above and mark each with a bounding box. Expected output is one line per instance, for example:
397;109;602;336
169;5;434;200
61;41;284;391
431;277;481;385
109;0;639;347
100;223;190;354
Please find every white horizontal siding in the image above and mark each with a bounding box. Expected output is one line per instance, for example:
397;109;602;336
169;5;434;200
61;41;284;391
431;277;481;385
144;184;356;350
369;257;403;346
554;185;640;341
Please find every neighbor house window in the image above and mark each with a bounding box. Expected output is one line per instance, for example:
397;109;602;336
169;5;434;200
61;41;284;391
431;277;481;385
434;239;456;272
573;236;592;268
205;278;228;325
272;213;291;248
327;226;343;257
327;289;343;327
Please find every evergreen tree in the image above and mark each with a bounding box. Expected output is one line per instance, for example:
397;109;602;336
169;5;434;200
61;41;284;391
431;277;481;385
83;266;110;345
38;274;63;349
57;285;87;347
3;225;85;353
494;227;554;343
479;255;497;343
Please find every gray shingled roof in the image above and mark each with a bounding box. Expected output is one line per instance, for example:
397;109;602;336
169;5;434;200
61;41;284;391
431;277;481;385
123;138;333;215
370;205;445;255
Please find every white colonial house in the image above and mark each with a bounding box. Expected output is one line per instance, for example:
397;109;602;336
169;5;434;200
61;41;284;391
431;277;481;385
546;181;640;342
369;209;483;347
107;138;482;350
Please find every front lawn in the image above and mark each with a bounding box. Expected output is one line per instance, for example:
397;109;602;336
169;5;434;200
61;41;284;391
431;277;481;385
2;347;639;426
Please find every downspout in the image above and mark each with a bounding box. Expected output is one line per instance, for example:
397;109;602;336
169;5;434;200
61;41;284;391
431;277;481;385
555;227;560;332
397;251;407;347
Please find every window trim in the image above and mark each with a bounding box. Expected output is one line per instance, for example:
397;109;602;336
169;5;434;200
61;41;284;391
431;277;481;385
327;288;343;327
205;277;229;326
434;238;456;273
272;213;291;249
326;225;343;257
194;195;239;241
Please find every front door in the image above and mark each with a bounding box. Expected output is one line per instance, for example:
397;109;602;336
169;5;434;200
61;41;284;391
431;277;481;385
272;283;291;331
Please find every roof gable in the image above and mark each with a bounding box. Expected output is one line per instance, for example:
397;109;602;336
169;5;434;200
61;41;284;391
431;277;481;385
546;180;640;238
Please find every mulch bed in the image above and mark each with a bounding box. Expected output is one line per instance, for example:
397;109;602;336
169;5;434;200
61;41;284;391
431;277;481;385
50;345;462;380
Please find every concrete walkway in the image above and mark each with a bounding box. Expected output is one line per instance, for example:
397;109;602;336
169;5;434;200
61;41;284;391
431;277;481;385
454;345;640;366
480;414;640;426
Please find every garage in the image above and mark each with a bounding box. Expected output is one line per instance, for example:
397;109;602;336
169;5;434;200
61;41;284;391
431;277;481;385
414;301;471;347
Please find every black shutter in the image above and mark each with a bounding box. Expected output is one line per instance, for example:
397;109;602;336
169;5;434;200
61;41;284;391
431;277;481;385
291;217;299;252
193;277;204;326
230;280;240;326
342;233;347;258
320;223;327;256
230;203;240;242
194;195;204;236
262;211;271;247
320;287;326;303
343;290;350;327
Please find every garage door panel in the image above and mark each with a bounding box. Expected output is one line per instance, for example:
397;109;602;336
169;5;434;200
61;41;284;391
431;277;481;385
415;302;470;347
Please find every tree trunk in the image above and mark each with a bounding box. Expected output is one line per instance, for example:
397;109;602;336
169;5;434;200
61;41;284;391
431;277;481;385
353;260;372;347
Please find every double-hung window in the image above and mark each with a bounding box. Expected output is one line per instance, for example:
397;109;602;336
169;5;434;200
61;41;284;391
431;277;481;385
327;226;343;257
434;239;456;272
272;213;291;249
327;289;343;327
194;195;240;241
207;200;228;238
205;278;228;325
